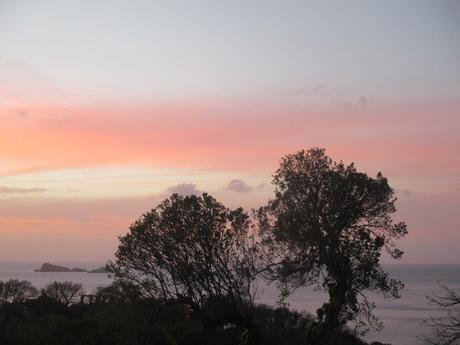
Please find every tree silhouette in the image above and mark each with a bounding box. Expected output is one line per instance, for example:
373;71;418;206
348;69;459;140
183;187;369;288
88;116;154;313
422;282;460;345
42;281;84;306
0;279;38;304
257;148;407;333
109;193;260;311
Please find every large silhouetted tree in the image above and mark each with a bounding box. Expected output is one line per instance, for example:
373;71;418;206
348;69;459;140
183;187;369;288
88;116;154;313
109;193;260;311
258;148;407;333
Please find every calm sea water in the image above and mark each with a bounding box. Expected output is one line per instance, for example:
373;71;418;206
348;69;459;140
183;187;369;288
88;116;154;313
0;262;458;345
258;264;460;345
0;262;113;293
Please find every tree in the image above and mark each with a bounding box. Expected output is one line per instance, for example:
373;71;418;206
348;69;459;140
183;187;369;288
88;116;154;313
95;280;143;302
422;282;460;345
0;279;38;304
42;281;84;306
109;193;260;311
257;148;407;333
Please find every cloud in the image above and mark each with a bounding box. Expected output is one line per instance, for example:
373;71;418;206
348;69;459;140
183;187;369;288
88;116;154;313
357;96;371;109
0;186;48;194
15;109;29;119
289;84;327;96
166;183;200;196
225;179;252;193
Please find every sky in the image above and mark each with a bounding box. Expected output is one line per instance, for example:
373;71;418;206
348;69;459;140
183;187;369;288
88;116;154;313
0;0;459;263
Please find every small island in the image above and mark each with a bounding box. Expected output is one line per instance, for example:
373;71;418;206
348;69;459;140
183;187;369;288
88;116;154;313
34;263;108;273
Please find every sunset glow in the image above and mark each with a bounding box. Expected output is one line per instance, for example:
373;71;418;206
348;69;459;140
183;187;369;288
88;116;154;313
0;0;459;263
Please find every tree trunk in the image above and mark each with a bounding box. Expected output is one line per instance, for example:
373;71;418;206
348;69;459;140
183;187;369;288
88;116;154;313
324;285;345;331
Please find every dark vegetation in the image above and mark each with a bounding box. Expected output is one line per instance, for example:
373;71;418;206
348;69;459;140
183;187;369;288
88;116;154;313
421;282;460;345
0;148;407;344
257;149;406;333
0;281;369;345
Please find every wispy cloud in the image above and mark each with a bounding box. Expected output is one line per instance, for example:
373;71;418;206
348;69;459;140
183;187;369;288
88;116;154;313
0;98;459;188
395;189;415;197
289;84;329;96
0;186;48;194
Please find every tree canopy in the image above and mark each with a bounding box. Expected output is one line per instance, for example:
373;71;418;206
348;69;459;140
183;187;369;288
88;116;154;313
258;148;407;332
42;281;84;306
109;193;260;310
0;279;38;304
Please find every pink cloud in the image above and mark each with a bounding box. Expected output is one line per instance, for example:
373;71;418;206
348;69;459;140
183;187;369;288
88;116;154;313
166;183;201;195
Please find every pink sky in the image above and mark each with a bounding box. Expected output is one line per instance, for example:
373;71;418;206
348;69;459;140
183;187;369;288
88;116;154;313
1;96;459;263
0;1;459;263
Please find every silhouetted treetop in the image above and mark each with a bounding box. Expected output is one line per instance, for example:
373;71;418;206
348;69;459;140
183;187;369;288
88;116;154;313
42;281;84;306
0;279;38;304
109;193;260;310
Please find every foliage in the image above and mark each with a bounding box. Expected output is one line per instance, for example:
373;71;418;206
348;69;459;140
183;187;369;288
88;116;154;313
421;282;460;345
42;281;84;306
0;283;368;345
109;193;261;310
257;148;407;332
95;280;142;302
0;279;39;304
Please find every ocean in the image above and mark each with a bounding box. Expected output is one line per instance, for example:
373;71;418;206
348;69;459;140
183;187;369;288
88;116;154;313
257;264;460;345
0;262;113;293
0;262;458;345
